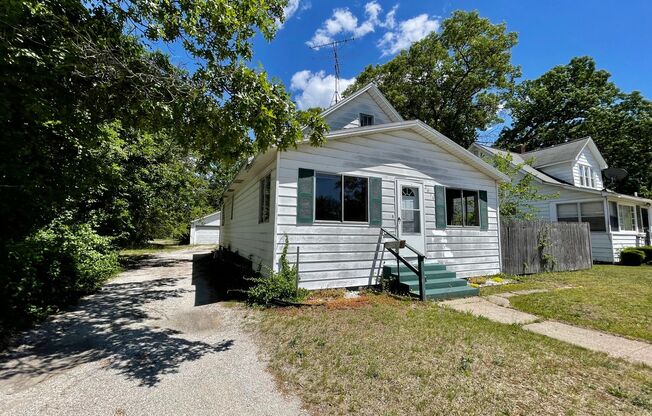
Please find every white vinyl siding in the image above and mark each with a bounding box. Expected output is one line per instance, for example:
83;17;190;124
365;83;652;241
573;149;603;189
538;161;575;184
277;129;501;289
220;156;277;269
324;91;394;130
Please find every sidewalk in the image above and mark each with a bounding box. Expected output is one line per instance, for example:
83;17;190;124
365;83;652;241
441;293;652;367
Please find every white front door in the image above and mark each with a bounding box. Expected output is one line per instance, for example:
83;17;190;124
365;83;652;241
396;181;426;256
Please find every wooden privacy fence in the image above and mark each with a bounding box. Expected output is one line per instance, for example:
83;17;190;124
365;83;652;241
500;220;592;275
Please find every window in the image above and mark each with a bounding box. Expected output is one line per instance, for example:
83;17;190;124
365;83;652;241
580;201;606;231
446;189;479;227
315;173;369;222
640;207;650;232
343;176;368;222
557;203;579;222
258;173;271;223
359;113;374;127
230;194;234;220
401;186;421;233
579;165;595;188
557;201;606;231
609;202;619;231
618;205;636;231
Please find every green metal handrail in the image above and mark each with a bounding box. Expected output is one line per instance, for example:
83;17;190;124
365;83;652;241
381;228;426;301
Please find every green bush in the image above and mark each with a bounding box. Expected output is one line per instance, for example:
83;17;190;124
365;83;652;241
0;218;120;333
619;248;646;266
638;246;652;263
247;236;308;305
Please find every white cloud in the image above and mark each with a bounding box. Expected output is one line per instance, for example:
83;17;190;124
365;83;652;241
290;70;356;109
378;14;440;56
277;0;310;28
307;1;397;47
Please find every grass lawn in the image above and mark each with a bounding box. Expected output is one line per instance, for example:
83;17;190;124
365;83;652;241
119;239;192;256
254;293;652;415
481;265;652;342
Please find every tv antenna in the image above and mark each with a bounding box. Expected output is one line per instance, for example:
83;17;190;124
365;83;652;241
310;37;354;105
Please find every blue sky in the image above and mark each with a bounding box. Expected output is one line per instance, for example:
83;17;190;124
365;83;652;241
246;0;651;115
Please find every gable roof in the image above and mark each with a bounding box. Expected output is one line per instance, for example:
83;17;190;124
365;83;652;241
523;137;608;169
324;121;510;183
320;82;404;123
469;144;562;185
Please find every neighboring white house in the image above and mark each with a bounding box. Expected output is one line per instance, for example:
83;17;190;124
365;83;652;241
219;83;510;291
470;139;652;263
190;211;221;245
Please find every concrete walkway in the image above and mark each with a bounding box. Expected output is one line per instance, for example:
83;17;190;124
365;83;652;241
441;292;652;367
0;248;306;416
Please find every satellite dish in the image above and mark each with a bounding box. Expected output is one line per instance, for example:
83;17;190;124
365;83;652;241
603;168;628;182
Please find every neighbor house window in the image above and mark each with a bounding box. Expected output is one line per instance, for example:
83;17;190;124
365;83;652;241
557;203;579;222
359;113;374;127
315;173;369;222
230;194;234;220
446;189;479;227
640;207;650;232
557;201;606;231
258;173;271;223
579;165;595;188
609;202;619;231
618;205;636;231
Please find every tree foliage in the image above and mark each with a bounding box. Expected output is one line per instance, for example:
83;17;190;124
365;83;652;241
496;56;652;197
490;153;557;220
0;0;325;332
344;10;520;147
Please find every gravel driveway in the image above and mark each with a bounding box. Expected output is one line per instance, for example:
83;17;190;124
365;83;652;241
0;248;306;416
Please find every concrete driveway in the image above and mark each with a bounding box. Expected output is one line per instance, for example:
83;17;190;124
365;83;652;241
0;248;306;416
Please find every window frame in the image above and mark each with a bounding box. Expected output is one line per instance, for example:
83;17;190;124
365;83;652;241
313;171;370;224
359;113;374;127
578;164;595;188
445;188;481;228
258;172;271;224
617;203;637;232
555;200;607;232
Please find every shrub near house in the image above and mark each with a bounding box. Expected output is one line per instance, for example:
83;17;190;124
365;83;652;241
620;246;652;266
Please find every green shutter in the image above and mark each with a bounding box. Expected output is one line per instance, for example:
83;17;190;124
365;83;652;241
369;177;382;226
297;168;314;224
479;190;488;231
435;185;446;230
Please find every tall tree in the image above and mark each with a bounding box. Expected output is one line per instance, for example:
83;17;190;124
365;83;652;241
496;56;619;149
344;10;520;147
496;57;651;197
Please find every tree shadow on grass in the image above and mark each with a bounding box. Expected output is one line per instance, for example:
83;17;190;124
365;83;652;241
0;256;233;388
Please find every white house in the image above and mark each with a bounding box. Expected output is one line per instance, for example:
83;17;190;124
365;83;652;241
470;139;652;263
190;211;221;245
219;83;509;298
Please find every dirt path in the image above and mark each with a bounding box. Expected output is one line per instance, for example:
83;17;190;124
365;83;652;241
0;248;306;416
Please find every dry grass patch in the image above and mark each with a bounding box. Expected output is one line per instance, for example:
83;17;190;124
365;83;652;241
255;294;652;415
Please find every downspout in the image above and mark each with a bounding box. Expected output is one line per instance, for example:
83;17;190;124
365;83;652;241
272;149;281;272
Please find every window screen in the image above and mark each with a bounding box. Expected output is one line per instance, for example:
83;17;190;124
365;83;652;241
619;205;635;231
258;173;271;223
580;201;605;231
557;203;579;222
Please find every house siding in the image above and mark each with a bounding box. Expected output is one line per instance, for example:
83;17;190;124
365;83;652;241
220;156;277;269
276;129;501;289
572;148;604;189
538;162;574;184
324;91;394;130
529;184;614;262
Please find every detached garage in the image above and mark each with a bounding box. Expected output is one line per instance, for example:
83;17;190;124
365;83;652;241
190;211;221;245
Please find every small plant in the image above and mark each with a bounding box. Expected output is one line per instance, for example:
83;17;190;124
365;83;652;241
246;235;309;305
538;224;557;272
637;246;652;263
620;248;646;266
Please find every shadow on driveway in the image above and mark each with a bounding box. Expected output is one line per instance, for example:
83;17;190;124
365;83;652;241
0;251;233;388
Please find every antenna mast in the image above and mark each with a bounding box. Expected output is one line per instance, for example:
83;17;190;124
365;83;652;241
310;38;354;105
